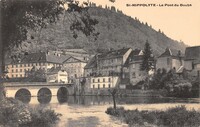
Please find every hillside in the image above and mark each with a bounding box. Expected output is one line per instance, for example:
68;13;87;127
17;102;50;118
14;7;186;56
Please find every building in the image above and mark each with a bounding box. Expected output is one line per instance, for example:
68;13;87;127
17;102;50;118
62;56;87;81
89;76;119;89
128;49;146;86
84;48;132;77
5;51;67;78
184;46;200;77
84;56;97;77
47;67;68;83
62;48;91;61
156;48;184;73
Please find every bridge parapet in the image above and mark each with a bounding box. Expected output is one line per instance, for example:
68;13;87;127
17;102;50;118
3;82;74;87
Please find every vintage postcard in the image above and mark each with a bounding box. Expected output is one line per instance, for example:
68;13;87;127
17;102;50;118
0;0;200;127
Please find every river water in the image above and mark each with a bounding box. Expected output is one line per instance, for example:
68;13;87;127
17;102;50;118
26;96;200;127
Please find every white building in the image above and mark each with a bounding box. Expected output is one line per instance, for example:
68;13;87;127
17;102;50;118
89;76;120;89
47;67;68;83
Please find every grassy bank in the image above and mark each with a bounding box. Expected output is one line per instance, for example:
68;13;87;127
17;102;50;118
0;98;61;127
106;106;200;127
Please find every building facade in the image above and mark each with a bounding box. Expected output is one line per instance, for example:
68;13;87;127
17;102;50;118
47;67;68;83
5;51;67;78
128;49;146;86
89;76;119;89
63;56;87;81
84;48;133;77
156;48;184;73
184;46;200;77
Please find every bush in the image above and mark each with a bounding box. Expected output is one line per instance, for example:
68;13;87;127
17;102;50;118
106;105;200;127
0;98;61;127
20;107;61;127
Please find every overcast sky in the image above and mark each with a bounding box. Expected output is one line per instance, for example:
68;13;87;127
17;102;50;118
80;0;200;46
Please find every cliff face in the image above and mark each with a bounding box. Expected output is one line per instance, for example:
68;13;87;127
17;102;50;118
13;7;186;56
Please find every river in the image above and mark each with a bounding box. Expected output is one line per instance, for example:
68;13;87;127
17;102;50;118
25;96;200;127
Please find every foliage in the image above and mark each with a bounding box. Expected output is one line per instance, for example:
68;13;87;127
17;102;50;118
0;0;99;77
140;40;155;73
21;107;61;127
150;68;194;97
149;68;167;89
0;98;61;127
25;67;46;82
106;105;200;127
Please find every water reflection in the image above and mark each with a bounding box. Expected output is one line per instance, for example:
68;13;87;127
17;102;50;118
15;88;31;103
26;96;200;105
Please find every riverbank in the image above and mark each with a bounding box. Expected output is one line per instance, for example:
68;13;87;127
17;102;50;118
53;103;200;127
106;105;200;127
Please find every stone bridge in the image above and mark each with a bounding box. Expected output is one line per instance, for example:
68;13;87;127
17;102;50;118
3;82;74;104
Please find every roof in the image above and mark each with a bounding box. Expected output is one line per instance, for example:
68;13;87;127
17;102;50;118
158;48;184;58
6;52;70;65
84;55;97;69
98;48;131;59
47;67;66;75
63;56;87;63
63;49;88;54
185;46;200;61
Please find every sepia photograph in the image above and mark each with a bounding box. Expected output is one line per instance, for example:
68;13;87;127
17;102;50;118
0;0;200;126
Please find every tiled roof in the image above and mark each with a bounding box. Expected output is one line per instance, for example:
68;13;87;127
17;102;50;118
6;52;70;65
158;48;184;58
63;56;87;63
185;46;200;61
98;48;131;59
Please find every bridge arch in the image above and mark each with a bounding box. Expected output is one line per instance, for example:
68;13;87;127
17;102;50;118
57;87;69;103
15;88;31;103
37;87;52;104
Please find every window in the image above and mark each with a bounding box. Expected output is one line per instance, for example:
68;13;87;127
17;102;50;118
12;65;14;68
167;58;170;65
192;62;195;69
20;64;22;67
103;84;105;88
20;74;22;77
98;84;100;89
16;74;18;77
93;79;95;83
108;78;111;82
16;69;18;72
24;64;26;67
93;85;95;89
16;64;18;67
12;70;14;73
103;78;105;82
20;69;22;72
12;75;14;78
98;79;100;82
108;84;111;88
132;72;136;78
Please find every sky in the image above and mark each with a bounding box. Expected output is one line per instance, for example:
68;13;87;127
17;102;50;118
80;0;200;46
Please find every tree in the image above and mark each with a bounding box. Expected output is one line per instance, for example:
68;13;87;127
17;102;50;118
140;40;155;73
108;88;117;109
140;40;155;89
0;0;99;100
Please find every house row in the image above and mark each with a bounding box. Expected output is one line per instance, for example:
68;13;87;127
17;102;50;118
5;46;200;89
5;49;90;83
84;46;200;90
156;46;200;78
